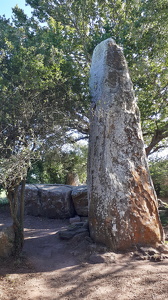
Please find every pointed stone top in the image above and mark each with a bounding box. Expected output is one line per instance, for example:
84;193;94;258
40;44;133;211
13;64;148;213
89;38;128;104
91;38;116;66
94;38;116;49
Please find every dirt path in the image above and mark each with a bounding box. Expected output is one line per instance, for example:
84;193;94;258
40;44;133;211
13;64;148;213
0;207;168;300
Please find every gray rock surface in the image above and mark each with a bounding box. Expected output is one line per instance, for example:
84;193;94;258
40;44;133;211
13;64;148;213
24;184;41;216
71;185;88;216
88;38;164;251
59;222;89;240
0;226;14;257
23;184;75;219
69;215;81;224
38;185;75;219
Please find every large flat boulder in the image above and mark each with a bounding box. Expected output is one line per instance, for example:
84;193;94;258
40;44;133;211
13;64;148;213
71;185;88;217
23;184;75;219
38;185;75;219
24;184;41;216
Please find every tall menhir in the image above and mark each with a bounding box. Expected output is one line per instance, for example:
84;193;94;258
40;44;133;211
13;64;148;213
88;38;164;250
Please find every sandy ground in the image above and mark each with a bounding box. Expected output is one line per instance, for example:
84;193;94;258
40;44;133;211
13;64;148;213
0;206;168;300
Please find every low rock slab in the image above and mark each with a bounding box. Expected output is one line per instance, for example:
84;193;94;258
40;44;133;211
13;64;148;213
38;185;75;219
21;184;89;219
24;184;41;217
59;222;89;240
23;184;75;219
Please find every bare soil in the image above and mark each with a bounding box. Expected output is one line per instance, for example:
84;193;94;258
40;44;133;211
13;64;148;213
0;206;168;300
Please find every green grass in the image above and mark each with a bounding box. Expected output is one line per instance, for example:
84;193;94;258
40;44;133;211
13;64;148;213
0;190;9;206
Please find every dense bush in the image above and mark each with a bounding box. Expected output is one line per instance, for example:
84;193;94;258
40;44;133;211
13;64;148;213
27;145;88;185
149;159;168;198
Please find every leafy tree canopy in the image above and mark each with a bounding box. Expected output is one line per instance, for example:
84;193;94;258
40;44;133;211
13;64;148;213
0;0;168;161
12;0;166;156
149;158;168;198
0;0;167;255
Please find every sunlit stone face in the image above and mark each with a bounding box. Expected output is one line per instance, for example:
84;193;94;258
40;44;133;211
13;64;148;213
88;38;164;250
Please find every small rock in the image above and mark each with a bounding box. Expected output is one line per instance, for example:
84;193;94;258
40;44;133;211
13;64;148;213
157;244;168;254
140;247;159;256
59;227;88;240
69;216;81;224
70;232;90;244
150;254;163;262
132;252;149;261
71;222;85;227
89;254;105;264
59;230;76;240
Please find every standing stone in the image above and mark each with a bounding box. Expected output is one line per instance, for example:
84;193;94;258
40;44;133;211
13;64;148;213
66;172;80;186
88;38;164;251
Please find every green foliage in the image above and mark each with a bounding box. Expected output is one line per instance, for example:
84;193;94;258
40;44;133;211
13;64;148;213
27;158;66;184
0;148;32;191
0;13;82;186
149;159;168;197
0;0;168;184
27;144;88;184
62;144;88;184
159;210;168;226
24;0;168;155
0;190;8;206
26;160;45;183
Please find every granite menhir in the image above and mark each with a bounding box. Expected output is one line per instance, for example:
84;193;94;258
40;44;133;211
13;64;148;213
88;38;164;250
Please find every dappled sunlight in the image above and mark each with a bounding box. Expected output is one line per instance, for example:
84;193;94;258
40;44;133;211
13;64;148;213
0;209;168;300
1;259;168;300
24;229;58;240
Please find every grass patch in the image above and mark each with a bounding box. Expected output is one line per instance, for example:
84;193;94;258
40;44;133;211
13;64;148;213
0;190;8;206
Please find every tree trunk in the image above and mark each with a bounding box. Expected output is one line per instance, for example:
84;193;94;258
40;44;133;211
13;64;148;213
7;180;25;257
88;39;164;251
19;179;26;231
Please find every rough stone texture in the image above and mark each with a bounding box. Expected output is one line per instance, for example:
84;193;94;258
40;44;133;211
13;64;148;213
71;185;88;216
66;172;80;186
23;184;75;219
88;38;164;251
24;184;41;216
59;222;89;240
69;216;81;224
0;226;14;257
39;185;75;219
